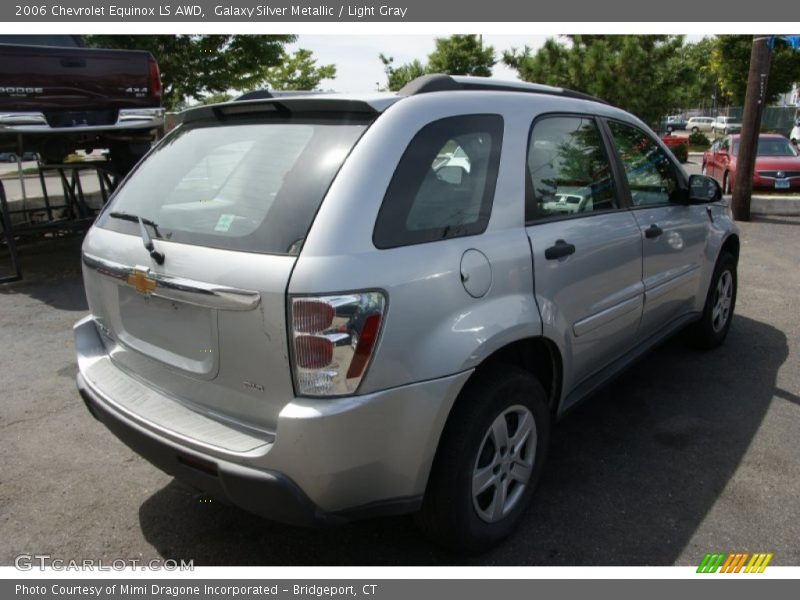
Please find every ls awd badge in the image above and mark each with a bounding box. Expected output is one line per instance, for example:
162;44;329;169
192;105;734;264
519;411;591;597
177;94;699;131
243;381;265;392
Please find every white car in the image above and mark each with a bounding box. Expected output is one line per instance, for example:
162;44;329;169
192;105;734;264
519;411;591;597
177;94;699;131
687;117;715;133
711;116;742;135
791;123;800;145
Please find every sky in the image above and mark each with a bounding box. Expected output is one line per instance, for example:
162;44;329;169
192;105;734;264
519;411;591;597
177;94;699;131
284;34;551;92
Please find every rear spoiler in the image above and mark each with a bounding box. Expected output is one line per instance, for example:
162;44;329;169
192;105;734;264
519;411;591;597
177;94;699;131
181;97;380;125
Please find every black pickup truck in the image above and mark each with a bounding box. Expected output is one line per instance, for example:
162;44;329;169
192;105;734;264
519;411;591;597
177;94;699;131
0;35;163;172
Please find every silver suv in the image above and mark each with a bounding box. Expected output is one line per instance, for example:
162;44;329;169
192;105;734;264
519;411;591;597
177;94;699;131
75;75;739;552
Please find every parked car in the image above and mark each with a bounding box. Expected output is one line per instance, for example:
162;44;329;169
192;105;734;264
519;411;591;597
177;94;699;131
660;132;689;162
687;116;715;133
711;116;742;135
660;115;687;132
0;34;163;173
0;151;38;162
75;74;739;552
702;133;800;193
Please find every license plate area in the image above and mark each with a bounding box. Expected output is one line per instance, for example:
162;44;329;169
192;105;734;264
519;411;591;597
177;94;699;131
775;178;791;189
115;286;218;377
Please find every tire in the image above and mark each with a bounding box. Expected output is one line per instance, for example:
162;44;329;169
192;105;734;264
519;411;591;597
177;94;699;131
687;251;737;350
416;364;551;553
692;127;699;133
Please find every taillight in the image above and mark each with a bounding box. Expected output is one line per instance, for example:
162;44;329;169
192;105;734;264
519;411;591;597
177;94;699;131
290;292;386;396
294;335;333;369
293;300;335;333
147;56;162;101
346;314;381;379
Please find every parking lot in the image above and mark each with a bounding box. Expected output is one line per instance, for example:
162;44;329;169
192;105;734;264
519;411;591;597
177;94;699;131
1;214;799;566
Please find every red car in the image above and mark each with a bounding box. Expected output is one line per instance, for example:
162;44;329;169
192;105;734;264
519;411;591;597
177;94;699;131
702;134;800;193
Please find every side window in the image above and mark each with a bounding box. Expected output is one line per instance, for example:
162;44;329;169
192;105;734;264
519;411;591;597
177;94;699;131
373;114;503;249
525;116;617;221
607;120;682;207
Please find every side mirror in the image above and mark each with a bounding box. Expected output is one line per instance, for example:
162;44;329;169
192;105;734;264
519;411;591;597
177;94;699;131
688;174;722;203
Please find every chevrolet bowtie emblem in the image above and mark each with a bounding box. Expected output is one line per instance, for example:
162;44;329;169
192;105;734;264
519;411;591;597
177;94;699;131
127;268;157;295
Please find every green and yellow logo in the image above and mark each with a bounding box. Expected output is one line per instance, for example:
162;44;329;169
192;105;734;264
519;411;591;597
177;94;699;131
697;552;774;573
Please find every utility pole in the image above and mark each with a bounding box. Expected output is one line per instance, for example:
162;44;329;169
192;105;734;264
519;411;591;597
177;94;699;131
731;36;772;221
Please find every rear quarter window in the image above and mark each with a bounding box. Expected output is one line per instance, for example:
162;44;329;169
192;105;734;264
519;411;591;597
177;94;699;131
373;114;504;249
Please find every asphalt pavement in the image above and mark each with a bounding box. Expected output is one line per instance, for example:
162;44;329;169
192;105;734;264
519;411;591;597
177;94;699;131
0;218;798;566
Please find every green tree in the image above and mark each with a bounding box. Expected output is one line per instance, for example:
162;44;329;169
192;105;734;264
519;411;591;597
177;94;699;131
711;35;800;105
195;92;233;106
380;35;495;91
379;54;426;91
667;37;718;111
84;35;295;110
264;48;337;91
427;34;495;77
503;35;686;126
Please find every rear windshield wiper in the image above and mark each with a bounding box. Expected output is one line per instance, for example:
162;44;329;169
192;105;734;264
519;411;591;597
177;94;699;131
109;212;165;265
109;212;162;238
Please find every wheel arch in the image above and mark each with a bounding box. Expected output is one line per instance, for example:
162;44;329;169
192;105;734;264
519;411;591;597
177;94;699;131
715;233;741;264
720;232;740;263
450;336;563;422
473;337;562;414
419;336;561;512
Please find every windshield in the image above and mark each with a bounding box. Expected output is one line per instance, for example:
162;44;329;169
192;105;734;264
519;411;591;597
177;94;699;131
97;118;369;255
732;138;799;157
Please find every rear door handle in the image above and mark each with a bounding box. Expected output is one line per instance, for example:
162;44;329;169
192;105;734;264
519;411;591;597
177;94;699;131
645;224;663;239
544;239;576;260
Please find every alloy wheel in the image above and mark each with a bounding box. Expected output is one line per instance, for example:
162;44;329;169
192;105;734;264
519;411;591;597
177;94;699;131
711;270;733;333
472;405;536;523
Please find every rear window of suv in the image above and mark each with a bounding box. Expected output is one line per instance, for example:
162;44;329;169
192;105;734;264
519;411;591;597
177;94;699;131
97;117;369;255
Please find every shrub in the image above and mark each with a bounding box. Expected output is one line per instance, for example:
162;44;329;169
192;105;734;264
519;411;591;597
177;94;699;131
671;142;689;163
688;131;711;147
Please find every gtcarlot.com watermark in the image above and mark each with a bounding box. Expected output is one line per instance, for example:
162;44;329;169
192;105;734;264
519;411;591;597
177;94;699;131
14;554;194;571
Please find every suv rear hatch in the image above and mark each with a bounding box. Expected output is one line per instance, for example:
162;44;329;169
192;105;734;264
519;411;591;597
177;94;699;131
81;100;375;431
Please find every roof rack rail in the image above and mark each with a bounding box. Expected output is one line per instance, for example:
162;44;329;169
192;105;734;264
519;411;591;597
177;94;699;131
398;74;608;105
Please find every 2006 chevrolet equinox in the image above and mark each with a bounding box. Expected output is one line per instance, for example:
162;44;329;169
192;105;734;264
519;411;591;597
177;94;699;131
75;75;739;551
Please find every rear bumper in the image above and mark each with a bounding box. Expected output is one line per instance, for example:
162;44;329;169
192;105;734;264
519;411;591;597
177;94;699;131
0;108;164;134
77;372;327;526
751;178;800;190
74;315;470;525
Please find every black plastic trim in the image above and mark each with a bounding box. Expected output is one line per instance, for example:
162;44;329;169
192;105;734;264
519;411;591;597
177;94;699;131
557;312;702;418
